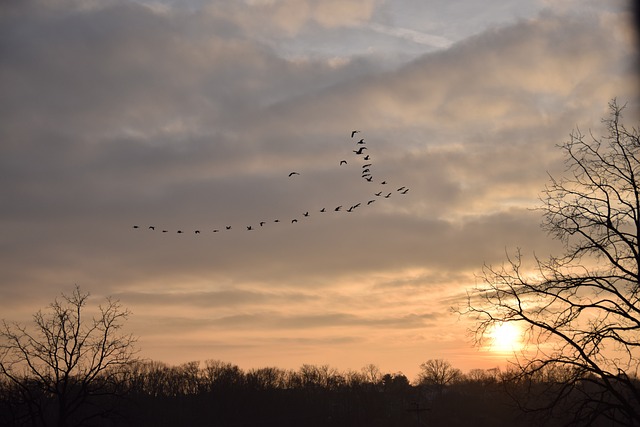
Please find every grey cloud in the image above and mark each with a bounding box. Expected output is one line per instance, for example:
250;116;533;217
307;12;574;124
0;0;636;372
187;311;439;330
114;288;314;308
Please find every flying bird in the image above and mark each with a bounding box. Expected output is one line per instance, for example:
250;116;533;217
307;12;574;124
130;131;411;238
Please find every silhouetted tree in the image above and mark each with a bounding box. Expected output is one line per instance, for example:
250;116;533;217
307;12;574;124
417;359;462;395
0;286;137;427
464;100;640;425
361;363;382;386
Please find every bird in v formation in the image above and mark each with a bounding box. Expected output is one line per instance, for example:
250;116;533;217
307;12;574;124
133;130;409;235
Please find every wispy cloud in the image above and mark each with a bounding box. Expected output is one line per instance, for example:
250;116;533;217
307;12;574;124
362;21;453;49
0;0;636;377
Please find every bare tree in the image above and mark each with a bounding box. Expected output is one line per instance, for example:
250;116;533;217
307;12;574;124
0;286;137;427
417;359;462;393
463;100;640;425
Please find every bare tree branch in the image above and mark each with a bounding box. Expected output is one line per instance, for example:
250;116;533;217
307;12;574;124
0;286;138;427
461;99;640;426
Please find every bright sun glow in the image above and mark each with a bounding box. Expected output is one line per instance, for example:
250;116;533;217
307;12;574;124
489;322;523;353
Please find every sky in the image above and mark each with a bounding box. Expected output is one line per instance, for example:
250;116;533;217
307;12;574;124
1;0;638;381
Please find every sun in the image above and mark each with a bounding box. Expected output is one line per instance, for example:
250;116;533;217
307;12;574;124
488;322;523;353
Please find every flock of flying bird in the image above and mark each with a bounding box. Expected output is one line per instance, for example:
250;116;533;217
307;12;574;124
132;131;409;235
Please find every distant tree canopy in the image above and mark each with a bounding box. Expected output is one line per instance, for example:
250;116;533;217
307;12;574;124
464;99;640;426
2;346;612;426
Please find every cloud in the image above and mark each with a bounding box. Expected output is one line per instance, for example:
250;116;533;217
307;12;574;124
363;22;453;49
205;0;378;38
0;0;637;375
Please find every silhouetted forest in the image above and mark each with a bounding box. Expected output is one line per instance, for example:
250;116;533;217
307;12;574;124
3;358;632;427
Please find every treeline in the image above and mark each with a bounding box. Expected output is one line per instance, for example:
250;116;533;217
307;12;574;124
2;358;601;427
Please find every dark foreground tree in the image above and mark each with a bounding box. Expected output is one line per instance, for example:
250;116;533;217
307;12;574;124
0;286;137;427
463;100;640;426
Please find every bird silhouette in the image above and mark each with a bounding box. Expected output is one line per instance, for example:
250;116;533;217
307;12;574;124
131;129;410;238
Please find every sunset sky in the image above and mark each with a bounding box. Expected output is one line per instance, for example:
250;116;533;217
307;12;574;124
1;0;638;381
